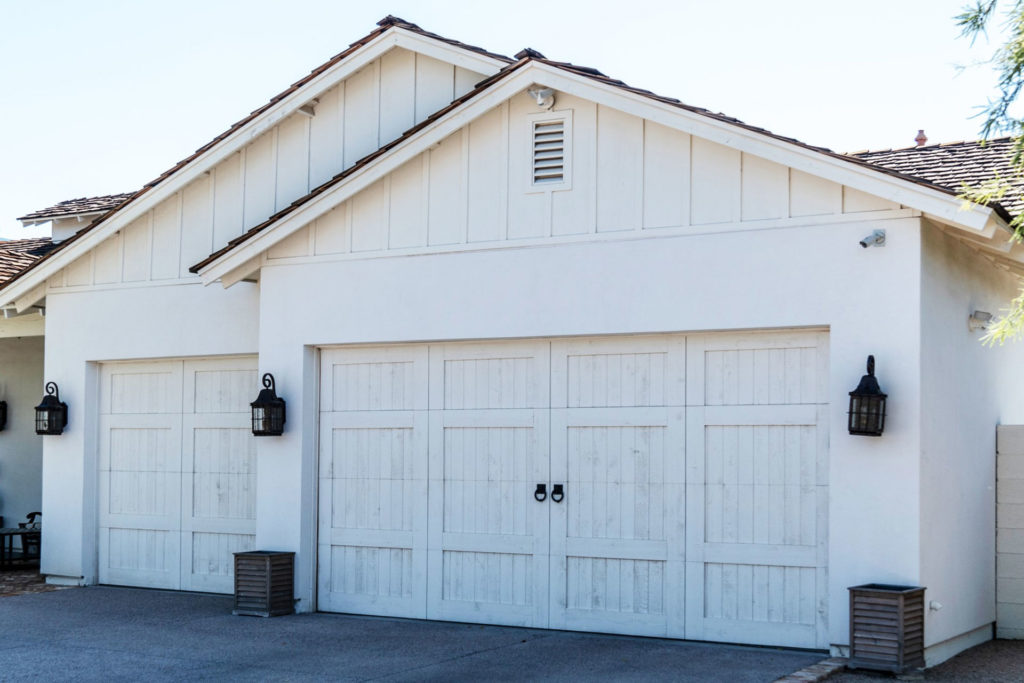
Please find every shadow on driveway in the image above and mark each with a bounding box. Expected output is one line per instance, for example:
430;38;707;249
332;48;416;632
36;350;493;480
0;586;824;681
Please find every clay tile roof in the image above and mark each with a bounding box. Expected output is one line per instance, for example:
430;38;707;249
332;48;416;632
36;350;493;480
851;137;1023;217
17;193;135;221
0;238;56;286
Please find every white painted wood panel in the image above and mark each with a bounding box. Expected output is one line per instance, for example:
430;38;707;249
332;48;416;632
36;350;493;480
691;137;741;225
388;156;427;249
243;131;276;231
276;114;311;208
313;203;350;256
596;106;643;232
643;122;690;229
93;234;122;285
344;61;381;167
467;104;508;243
98;357;258;594
844;186;900;213
427;131;466;246
213;152;244;247
428;342;551;627
379;49;417;144
150;195;181;281
741;154;789;221
318;346;429;618
352;178;390;253
309;84;344;189
790;170;842;217
415;54;455;123
685;331;828;649
179;176;214;278
550;336;685;637
121;216;151;283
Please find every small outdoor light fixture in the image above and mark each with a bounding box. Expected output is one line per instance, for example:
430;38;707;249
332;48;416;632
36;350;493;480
848;356;887;436
0;400;7;431
35;382;68;435
251;373;286;436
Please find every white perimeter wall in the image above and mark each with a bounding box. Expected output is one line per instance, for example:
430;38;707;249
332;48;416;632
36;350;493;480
255;213;925;641
919;226;1024;656
0;335;43;527
40;281;259;583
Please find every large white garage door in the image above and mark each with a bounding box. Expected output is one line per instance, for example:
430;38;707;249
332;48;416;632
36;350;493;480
318;332;828;648
98;357;258;594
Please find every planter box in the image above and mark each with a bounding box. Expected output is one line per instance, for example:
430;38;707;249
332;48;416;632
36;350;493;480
848;584;925;673
233;551;295;617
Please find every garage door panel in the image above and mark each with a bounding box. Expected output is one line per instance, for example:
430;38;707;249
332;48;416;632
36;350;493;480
427;341;550;628
318;347;428;618
686;333;828;648
99;357;258;594
550;337;685;637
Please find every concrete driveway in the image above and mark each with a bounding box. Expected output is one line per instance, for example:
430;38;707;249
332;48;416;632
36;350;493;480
0;586;823;681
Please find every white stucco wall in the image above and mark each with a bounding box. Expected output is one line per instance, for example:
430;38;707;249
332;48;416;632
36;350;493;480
0;335;44;527
255;213;925;641
919;225;1024;658
40;281;259;583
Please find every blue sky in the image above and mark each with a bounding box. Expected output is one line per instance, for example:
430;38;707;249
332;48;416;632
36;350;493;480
0;0;1006;238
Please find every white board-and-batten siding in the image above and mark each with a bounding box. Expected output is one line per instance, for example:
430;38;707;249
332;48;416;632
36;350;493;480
46;48;486;291
258;93;904;266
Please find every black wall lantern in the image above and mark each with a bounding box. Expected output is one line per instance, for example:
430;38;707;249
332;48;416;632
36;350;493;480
251;373;286;436
848;356;887;436
35;382;68;435
0;400;7;431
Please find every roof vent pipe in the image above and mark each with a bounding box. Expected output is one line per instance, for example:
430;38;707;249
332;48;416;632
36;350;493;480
915;130;928;147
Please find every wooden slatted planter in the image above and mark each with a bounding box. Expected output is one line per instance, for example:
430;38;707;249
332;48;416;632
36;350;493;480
233;551;295;617
848;584;925;673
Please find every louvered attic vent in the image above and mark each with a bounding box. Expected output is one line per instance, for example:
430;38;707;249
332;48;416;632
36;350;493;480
533;119;566;184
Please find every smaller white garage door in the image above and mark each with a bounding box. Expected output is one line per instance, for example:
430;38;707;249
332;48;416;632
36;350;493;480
98;357;258;593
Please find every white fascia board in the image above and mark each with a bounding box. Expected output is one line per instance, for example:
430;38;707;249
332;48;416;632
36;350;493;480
18;210;104;227
391;28;508;75
198;68;538;285
14;282;46;313
528;65;999;235
0;28;502;307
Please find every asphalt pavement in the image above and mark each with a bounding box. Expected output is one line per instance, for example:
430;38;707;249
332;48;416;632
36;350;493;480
0;586;824;681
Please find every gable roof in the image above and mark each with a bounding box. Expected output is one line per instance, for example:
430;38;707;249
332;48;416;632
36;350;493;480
18;193;135;223
851;138;1022;218
189;55;1014;281
1;19;1019;304
0;16;510;307
0;238;56;287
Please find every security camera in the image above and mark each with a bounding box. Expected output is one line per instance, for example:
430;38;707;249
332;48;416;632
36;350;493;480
859;230;886;248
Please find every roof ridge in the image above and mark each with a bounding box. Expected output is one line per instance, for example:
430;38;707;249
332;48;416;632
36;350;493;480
851;136;1016;156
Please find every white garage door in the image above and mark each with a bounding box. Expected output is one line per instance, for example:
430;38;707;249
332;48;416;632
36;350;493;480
318;331;828;648
98;357;258;594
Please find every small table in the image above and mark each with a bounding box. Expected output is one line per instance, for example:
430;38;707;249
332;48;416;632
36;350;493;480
0;528;37;569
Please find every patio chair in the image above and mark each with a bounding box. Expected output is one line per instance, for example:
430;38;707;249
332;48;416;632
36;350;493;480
18;512;40;561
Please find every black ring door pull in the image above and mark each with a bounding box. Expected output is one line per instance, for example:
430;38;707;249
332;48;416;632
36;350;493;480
551;484;565;503
534;483;547;502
